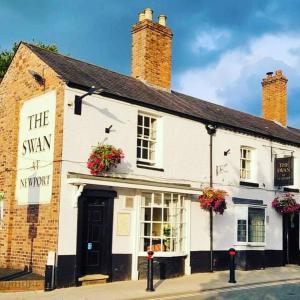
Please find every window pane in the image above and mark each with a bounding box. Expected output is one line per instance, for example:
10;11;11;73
142;148;148;159
153;208;162;221
144;208;151;221
138;126;142;136
144;116;150;127
138;115;143;126
237;219;247;242
137;147;141;158
248;208;265;243
154;193;162;206
141;193;152;206
144;127;150;137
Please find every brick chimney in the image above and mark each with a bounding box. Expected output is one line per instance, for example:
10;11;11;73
131;8;173;91
262;70;288;127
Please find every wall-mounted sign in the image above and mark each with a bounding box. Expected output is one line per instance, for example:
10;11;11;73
274;156;294;186
117;213;131;236
15;91;56;205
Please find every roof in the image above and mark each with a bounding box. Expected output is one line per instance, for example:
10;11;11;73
25;42;300;147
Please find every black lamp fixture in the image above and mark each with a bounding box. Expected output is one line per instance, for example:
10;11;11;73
28;69;45;85
105;125;113;134
74;86;104;115
205;124;217;135
224;149;231;156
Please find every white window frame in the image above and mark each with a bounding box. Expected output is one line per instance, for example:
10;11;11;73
137;113;158;166
139;192;186;256
240;146;257;182
235;205;266;246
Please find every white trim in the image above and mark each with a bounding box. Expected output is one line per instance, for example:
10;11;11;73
67;177;201;195
131;193;141;280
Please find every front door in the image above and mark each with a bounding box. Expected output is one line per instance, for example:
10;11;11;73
77;190;115;277
283;213;299;264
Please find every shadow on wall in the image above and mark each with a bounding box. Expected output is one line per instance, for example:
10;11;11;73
27;204;39;272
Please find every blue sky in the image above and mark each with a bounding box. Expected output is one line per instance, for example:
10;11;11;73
2;0;300;128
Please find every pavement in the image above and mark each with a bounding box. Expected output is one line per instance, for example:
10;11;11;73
1;265;300;300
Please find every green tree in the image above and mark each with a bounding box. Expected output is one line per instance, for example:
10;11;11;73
0;41;58;78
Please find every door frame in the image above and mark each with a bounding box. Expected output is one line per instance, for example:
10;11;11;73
76;189;116;281
282;212;299;265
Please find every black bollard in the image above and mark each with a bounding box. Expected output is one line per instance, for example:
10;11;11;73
228;248;236;283
146;250;155;292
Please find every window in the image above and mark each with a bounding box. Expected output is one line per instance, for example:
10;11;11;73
140;192;185;253
237;219;247;242
237;207;265;243
248;208;265;243
137;114;157;165
240;147;252;180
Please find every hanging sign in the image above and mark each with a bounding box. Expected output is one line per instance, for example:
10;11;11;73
274;157;294;186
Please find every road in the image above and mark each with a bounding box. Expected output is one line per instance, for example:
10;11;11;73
148;281;300;300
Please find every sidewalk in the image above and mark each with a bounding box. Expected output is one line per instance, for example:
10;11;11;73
1;265;300;300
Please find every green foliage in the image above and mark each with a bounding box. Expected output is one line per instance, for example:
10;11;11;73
0;41;58;78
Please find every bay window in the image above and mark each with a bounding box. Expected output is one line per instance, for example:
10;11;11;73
140;192;186;253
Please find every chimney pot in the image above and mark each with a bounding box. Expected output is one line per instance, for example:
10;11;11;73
158;15;167;26
138;12;145;22
144;8;153;21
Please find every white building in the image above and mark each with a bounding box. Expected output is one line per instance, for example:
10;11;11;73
1;8;299;288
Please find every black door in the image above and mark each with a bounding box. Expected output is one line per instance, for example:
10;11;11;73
77;190;115;277
283;213;299;264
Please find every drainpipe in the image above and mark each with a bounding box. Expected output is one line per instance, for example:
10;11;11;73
205;124;217;272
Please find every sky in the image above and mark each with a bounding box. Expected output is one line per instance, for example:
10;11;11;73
1;0;300;128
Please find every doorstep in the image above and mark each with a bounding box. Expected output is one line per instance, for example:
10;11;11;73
78;274;109;286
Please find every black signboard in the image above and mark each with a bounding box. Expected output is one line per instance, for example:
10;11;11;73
274;157;294;186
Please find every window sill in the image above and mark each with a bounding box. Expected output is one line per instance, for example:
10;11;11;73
138;252;187;257
137;164;164;172
283;187;300;193
240;181;259;188
234;243;265;248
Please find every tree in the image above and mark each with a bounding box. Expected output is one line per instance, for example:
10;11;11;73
0;41;58;78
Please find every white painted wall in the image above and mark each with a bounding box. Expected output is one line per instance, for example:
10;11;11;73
57;85;300;258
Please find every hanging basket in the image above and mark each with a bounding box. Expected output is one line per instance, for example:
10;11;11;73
198;187;227;215
87;144;124;175
272;193;300;214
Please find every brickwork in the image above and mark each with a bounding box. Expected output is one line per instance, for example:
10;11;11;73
0;44;64;275
131;19;173;91
0;279;44;292
262;70;288;126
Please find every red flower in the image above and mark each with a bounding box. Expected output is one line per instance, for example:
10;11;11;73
199;187;227;215
87;144;124;176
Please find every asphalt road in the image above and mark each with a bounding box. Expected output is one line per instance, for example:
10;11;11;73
149;281;300;300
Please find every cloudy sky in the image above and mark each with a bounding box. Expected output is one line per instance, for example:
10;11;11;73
2;0;300;127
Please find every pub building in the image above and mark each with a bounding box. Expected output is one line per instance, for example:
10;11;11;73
0;8;300;288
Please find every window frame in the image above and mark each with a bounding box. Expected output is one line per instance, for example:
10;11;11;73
240;146;257;183
235;205;266;246
137;113;158;166
138;192;187;256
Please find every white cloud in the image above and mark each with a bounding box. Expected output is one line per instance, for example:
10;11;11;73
191;28;231;53
176;32;300;111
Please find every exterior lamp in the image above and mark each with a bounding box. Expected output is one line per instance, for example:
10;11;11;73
74;86;104;115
